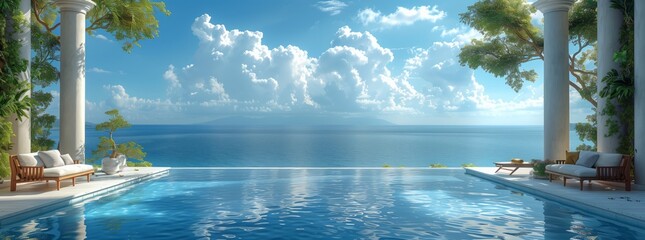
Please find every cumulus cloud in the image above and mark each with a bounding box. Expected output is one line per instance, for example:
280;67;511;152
92;13;553;124
358;6;447;28
402;44;542;113
315;0;348;16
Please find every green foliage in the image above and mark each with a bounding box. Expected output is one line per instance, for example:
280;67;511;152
29;0;170;153
382;164;391;168
87;0;171;52
429;163;447;168
91;109;148;166
532;161;547;176
127;161;152;167
461;163;476;168
1;0;31;178
598;0;635;154
459;0;600;151
575;113;597;151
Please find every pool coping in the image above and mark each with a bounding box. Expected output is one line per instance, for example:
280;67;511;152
465;167;645;229
0;168;169;228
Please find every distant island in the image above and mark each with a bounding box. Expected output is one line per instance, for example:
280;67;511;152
202;115;393;126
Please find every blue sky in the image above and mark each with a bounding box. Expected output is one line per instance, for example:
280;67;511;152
45;0;593;125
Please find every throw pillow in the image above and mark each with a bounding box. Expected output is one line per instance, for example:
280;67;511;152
38;150;65;168
595;153;623;167
575;151;600;168
17;154;38;167
61;154;75;165
565;151;580;164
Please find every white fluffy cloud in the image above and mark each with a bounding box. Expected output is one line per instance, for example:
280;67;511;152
358;6;446;28
89;67;110;74
92;13;557;124
316;0;348;16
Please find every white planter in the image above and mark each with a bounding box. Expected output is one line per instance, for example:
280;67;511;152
102;154;127;175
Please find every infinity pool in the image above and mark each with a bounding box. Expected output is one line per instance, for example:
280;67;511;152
1;169;643;239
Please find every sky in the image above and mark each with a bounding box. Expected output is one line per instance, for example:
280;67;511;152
44;0;593;125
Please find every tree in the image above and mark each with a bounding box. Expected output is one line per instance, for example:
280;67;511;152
458;0;599;150
1;0;31;178
92;109;149;166
29;0;170;151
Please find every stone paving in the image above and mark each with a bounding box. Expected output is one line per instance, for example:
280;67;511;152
0;167;169;227
465;167;645;227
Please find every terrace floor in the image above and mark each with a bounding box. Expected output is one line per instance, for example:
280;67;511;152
0;167;169;228
465;167;645;227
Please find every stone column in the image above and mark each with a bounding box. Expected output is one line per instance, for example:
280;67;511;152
55;0;95;161
635;0;645;185
8;0;31;155
534;0;574;161
597;0;623;153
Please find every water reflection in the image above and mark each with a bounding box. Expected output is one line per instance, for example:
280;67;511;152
2;169;644;239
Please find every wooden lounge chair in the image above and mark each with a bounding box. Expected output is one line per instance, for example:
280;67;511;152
9;152;95;191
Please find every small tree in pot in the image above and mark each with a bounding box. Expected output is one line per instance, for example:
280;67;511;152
92;109;150;174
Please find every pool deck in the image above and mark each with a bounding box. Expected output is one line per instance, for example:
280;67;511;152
465;167;645;227
0;167;169;228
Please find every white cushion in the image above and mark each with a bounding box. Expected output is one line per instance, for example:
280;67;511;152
17;153;44;167
38;150;65;168
575;151;599;168
546;164;597;177
596;153;623;167
43;164;94;177
61;154;75;165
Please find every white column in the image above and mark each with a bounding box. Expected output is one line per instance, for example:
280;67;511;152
597;0;623;153
9;0;31;155
534;0;574;161
635;0;645;185
55;0;95;161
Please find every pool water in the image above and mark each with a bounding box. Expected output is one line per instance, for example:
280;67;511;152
1;169;643;239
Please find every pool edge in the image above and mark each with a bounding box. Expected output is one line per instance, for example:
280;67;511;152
465;168;645;229
0;169;169;228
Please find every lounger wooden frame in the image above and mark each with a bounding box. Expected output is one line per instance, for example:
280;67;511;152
546;155;633;191
9;155;95;191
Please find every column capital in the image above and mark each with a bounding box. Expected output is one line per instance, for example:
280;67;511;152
533;0;575;13
55;0;96;14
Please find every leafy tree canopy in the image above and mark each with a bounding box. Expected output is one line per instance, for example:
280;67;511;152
32;0;171;52
459;0;598;107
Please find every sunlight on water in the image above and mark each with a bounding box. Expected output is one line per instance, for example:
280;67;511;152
1;169;643;239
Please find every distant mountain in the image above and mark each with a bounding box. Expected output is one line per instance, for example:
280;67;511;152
202;115;393;126
51;119;96;129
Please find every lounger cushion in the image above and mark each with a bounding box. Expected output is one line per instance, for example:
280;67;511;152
38;150;65;168
596;153;623;167
565;151;579;164
575;151;599;168
546;164;597;177
61;154;75;165
18;153;44;167
43;164;94;177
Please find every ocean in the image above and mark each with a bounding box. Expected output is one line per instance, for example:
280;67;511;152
53;125;585;167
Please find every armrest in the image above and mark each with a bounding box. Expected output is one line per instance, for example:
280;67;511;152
596;166;623;180
18;166;45;181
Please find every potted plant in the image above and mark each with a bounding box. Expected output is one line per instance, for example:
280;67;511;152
530;159;549;179
92;109;149;174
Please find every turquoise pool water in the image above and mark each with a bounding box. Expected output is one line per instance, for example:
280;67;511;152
1;169;643;239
